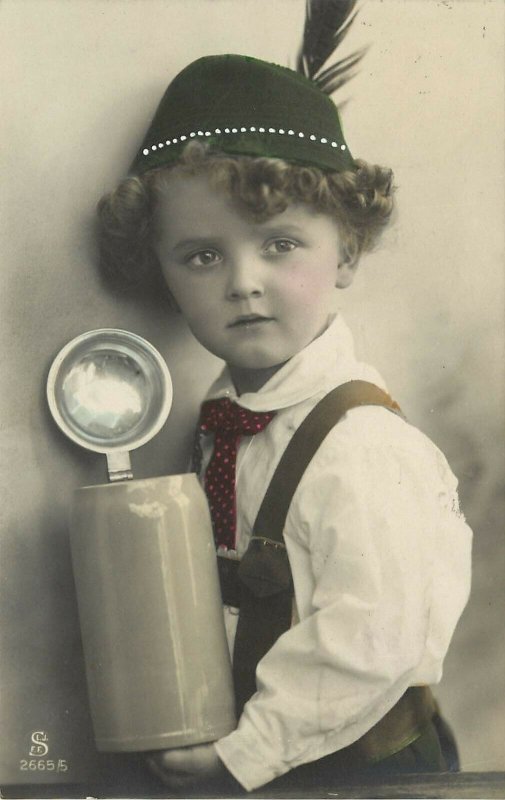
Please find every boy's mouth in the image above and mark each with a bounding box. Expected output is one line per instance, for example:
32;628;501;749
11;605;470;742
227;314;273;328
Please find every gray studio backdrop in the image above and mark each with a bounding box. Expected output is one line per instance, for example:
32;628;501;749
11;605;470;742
1;0;504;785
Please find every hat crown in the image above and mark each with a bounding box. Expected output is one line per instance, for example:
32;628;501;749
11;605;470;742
131;54;354;175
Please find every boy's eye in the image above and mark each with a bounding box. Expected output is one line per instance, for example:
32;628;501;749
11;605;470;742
185;250;221;268
264;239;298;255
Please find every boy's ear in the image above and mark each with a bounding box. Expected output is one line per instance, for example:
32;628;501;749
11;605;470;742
335;252;360;288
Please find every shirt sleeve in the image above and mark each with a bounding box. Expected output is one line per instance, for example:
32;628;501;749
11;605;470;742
215;409;472;791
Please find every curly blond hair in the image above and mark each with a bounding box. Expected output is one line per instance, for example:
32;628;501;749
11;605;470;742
96;141;395;296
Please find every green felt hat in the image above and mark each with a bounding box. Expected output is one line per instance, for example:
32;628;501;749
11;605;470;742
130;54;356;176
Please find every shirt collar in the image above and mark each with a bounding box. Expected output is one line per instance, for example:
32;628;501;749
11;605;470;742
204;313;386;412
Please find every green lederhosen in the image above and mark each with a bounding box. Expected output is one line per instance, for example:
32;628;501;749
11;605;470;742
217;380;459;785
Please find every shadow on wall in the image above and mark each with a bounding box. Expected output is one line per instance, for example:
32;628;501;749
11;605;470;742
417;328;505;771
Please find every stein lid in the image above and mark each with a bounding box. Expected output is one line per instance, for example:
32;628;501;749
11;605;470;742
47;329;173;477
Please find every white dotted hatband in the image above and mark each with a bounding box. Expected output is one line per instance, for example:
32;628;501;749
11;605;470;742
141;126;347;157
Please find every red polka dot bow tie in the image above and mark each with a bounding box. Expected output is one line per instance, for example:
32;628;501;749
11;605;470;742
198;398;276;551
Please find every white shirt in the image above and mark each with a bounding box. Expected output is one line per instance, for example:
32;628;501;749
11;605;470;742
198;314;472;791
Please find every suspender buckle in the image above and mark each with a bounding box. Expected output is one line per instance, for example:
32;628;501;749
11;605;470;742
237;536;292;597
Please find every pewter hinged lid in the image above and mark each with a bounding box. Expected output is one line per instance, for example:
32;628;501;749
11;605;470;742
47;329;173;481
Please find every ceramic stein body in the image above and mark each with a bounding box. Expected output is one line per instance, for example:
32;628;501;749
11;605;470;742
70;474;235;752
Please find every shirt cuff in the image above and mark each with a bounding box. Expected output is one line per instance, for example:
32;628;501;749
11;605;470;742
215;726;290;792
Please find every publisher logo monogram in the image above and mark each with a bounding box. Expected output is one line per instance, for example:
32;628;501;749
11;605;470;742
29;731;49;757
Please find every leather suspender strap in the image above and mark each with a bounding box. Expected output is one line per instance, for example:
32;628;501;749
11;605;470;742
231;380;403;716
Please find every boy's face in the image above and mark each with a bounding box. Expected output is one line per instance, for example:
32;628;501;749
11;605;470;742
155;173;354;392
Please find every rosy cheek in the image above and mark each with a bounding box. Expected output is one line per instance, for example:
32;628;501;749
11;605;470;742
288;271;332;297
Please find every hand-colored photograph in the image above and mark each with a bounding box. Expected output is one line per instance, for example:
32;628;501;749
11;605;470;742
1;1;504;798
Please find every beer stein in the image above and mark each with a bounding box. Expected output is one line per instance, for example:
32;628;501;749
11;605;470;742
47;329;235;752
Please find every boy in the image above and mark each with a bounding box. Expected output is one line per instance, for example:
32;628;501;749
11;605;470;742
96;35;471;795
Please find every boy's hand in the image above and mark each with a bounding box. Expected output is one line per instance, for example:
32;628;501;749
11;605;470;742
146;742;234;792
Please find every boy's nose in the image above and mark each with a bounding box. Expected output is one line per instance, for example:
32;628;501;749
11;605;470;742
225;257;264;300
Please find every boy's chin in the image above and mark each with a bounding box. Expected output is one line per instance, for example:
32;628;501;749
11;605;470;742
222;346;294;372
226;356;287;373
